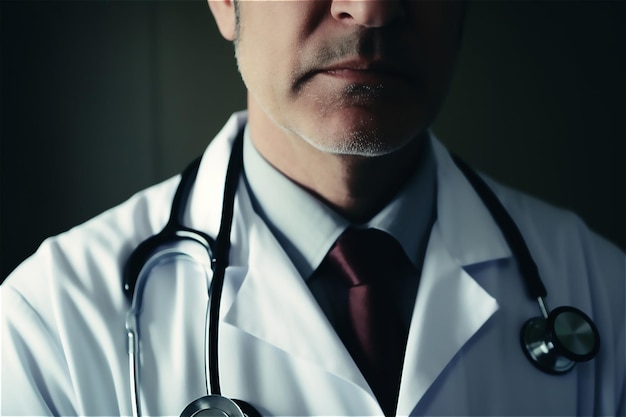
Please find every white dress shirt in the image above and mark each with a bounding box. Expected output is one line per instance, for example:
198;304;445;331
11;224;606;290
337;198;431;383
242;127;437;335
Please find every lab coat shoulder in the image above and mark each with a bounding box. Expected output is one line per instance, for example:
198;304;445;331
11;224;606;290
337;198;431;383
487;176;624;310
1;172;181;416
4;171;179;314
1;112;243;416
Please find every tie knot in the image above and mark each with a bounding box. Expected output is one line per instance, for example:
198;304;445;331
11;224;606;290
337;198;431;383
326;228;410;287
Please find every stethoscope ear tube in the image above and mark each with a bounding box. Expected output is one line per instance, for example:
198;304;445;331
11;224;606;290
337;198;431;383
206;132;245;397
451;155;546;300
123;157;206;304
178;132;252;417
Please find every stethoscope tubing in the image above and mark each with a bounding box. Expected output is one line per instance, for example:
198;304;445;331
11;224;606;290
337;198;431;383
123;131;599;416
451;155;547;301
207;131;245;396
122;131;244;416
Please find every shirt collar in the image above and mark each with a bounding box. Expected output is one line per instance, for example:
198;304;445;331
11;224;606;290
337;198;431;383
243;126;437;280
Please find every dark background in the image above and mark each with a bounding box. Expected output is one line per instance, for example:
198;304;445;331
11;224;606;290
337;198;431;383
1;1;624;281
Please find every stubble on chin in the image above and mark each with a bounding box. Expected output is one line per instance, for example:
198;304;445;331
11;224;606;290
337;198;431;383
286;105;389;158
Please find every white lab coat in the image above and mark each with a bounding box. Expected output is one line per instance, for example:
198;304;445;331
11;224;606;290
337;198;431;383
2;112;624;416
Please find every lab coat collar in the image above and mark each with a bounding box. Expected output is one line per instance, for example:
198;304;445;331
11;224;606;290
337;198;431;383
187;113;510;413
188;113;511;268
187;111;247;241
430;137;512;265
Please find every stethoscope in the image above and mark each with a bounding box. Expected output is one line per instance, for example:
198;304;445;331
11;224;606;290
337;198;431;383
122;128;600;417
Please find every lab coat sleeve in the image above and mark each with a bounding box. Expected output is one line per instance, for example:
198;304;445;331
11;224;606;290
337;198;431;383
1;278;77;416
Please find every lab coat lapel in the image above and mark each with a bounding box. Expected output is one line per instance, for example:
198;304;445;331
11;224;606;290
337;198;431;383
397;138;511;415
397;226;499;415
221;202;370;393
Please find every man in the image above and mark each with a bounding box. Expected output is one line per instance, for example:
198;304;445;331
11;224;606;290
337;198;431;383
2;1;624;416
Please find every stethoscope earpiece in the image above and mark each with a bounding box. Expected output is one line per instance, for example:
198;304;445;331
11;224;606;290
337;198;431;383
521;305;600;374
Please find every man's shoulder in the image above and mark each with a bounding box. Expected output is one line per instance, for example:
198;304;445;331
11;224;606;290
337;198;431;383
2;111;246;307
489;177;620;249
485;176;624;285
3;174;181;305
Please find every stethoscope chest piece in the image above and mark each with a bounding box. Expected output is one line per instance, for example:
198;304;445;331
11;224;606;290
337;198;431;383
181;395;259;417
522;305;600;374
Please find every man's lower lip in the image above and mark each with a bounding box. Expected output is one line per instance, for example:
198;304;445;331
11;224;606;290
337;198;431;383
320;69;404;84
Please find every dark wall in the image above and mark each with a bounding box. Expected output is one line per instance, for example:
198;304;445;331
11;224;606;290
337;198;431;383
1;1;624;280
435;1;625;256
1;1;245;279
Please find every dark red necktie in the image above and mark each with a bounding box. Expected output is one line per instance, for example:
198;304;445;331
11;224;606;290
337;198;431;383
319;228;416;417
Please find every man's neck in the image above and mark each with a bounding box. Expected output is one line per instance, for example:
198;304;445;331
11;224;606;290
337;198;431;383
248;107;426;224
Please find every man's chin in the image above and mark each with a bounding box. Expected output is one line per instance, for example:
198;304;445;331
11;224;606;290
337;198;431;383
297;126;417;158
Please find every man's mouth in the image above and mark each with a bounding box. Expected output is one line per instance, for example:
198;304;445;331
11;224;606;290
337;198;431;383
314;58;415;85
